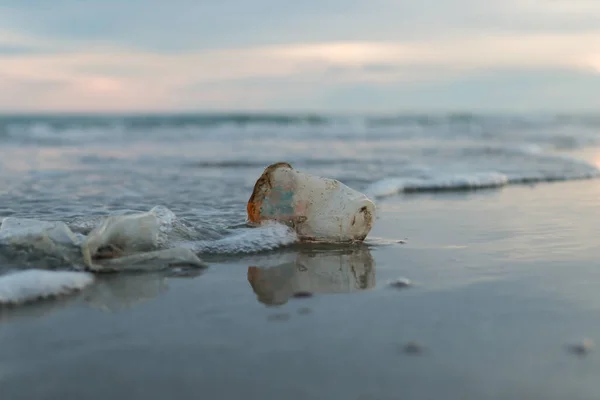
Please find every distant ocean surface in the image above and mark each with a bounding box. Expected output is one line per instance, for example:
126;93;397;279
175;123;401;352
0;113;599;257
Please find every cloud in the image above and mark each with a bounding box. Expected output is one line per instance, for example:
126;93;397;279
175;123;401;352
2;1;600;111
1;33;600;111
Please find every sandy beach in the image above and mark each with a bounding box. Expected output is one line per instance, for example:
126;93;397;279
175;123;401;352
4;0;600;396
3;171;600;399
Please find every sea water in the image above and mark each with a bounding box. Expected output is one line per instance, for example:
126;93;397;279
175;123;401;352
0;112;599;298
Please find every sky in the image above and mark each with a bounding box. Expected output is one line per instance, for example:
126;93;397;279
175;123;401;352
1;0;600;113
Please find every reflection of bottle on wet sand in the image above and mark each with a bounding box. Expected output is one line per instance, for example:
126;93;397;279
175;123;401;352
247;246;375;306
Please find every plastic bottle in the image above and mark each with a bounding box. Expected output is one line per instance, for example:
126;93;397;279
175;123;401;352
247;162;376;242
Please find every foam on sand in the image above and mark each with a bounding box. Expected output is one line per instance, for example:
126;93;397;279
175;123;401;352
181;221;298;254
0;269;94;305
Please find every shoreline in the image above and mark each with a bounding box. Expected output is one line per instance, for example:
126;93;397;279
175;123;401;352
3;177;600;399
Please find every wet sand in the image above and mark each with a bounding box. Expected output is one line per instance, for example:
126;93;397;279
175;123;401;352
3;179;600;399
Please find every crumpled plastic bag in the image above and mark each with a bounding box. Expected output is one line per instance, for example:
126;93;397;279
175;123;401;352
0;206;207;272
81;206;206;271
81;209;162;268
247;162;376;242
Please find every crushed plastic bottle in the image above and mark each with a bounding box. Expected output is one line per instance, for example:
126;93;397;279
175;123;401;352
247;162;376;242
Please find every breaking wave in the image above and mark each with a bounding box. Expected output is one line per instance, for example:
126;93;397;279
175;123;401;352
0;215;299;306
364;148;600;198
3;113;600;149
365;172;510;198
365;168;600;198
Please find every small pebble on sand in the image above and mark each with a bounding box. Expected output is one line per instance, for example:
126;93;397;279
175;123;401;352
402;341;425;355
568;338;595;355
388;278;412;289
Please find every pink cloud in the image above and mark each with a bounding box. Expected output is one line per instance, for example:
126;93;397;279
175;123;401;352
1;30;600;111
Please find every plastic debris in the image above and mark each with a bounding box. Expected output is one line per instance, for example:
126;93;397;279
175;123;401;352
0;206;207;281
81;207;164;268
247;162;376;242
80;206;208;272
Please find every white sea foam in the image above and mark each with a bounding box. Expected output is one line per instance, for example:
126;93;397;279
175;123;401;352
365;172;510;198
0;270;94;305
365;146;600;199
181;222;298;254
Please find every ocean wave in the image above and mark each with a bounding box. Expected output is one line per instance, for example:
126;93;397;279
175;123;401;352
364;144;600;198
2;114;600;151
185;158;360;169
5;113;600;132
56;211;297;257
0;113;331;134
366;168;600;198
365;172;510;198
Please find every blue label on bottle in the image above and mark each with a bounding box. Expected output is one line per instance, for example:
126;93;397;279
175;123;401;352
260;186;294;217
